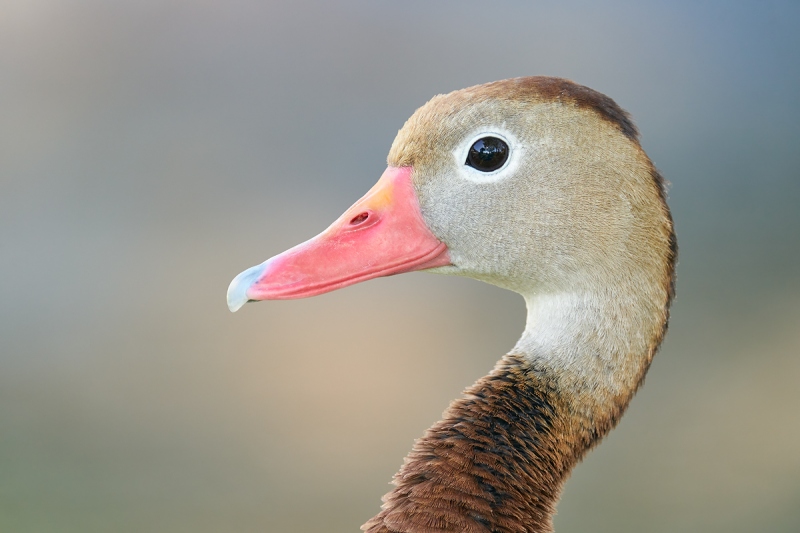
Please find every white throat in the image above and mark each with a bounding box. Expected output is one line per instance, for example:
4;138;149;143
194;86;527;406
513;290;656;403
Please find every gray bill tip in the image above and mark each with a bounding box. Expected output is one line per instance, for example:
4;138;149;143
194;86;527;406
227;262;266;312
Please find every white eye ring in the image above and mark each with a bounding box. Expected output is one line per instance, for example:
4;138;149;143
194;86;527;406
454;129;522;183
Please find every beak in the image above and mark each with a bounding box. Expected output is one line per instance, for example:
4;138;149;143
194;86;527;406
227;166;451;311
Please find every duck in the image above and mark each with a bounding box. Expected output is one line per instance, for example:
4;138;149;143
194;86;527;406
227;76;676;533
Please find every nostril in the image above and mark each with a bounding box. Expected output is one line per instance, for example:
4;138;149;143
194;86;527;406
349;212;370;225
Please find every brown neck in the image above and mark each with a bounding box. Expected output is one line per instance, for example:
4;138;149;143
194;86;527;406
362;353;599;533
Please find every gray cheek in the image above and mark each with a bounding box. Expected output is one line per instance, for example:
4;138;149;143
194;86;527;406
418;175;517;279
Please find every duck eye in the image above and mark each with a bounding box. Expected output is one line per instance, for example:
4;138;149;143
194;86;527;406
465;137;509;172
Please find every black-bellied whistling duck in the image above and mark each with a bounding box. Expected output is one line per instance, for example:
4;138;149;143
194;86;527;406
228;77;676;533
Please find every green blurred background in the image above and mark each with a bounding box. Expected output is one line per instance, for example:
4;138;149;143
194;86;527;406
2;1;798;531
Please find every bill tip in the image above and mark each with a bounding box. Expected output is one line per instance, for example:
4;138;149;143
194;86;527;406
227;262;267;312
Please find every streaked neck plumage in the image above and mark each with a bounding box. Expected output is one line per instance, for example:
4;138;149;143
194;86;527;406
363;286;673;533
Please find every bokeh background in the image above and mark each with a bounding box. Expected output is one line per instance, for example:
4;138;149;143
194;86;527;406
2;1;799;532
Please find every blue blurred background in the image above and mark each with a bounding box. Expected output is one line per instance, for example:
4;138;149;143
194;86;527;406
2;1;798;531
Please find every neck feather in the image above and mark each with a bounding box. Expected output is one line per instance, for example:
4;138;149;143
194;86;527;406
363;290;668;533
362;354;570;533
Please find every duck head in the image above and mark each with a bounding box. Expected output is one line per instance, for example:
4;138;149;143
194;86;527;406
228;78;674;337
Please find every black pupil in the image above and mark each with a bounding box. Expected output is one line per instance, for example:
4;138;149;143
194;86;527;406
465;137;509;172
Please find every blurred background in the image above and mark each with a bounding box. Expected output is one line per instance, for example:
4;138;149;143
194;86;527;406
2;1;799;532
